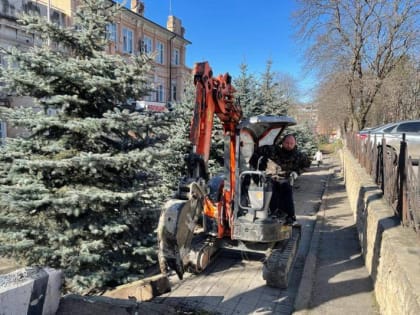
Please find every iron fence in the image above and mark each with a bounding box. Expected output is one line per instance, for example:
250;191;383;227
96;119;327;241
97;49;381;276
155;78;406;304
346;132;420;235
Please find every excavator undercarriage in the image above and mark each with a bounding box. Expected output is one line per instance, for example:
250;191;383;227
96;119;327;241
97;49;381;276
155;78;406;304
157;181;301;288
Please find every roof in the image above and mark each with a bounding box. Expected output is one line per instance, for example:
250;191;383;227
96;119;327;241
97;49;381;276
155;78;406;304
238;115;297;139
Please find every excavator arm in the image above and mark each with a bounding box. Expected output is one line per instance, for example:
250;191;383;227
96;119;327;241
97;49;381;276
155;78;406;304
190;62;242;164
157;62;242;279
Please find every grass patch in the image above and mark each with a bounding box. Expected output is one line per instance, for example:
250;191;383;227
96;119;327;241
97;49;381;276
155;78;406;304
320;139;343;154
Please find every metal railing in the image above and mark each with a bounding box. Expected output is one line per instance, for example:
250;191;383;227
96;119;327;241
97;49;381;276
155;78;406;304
346;132;420;235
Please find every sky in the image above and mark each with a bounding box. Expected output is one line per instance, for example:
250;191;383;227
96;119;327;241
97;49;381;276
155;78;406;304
140;0;316;102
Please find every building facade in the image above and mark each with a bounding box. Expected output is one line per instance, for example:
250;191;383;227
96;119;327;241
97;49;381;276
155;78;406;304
0;0;191;139
99;0;191;111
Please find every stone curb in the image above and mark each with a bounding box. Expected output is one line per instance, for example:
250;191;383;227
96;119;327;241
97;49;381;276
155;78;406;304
293;161;335;314
56;273;172;314
342;149;420;315
0;267;62;315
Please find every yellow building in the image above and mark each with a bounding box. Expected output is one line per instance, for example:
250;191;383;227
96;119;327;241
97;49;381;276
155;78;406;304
102;0;191;111
1;0;69;138
0;0;191;138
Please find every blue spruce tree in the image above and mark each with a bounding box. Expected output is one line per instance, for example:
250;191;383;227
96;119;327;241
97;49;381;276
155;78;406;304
0;0;173;293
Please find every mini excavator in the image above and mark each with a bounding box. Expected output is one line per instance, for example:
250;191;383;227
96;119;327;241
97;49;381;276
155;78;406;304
157;61;301;288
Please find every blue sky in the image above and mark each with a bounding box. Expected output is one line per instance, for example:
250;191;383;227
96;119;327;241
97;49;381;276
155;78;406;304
140;0;315;102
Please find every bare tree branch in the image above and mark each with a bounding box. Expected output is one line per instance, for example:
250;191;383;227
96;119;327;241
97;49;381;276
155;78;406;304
294;0;420;131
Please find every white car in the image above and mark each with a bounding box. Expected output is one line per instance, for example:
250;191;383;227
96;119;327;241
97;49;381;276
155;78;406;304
361;120;420;164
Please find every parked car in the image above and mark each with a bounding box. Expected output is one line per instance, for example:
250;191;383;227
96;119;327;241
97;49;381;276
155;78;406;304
359;120;420;164
357;126;378;140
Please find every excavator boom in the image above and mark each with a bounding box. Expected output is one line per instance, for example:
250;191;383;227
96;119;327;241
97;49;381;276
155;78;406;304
190;62;242;165
157;62;242;279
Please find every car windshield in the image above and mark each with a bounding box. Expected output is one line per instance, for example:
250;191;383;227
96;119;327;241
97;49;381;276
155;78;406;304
370;123;395;132
381;125;396;132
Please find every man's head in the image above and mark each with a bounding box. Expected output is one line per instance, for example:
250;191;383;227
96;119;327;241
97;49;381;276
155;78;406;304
281;134;296;151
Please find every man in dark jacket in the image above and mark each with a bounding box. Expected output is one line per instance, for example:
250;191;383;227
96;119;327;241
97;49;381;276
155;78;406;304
250;134;311;224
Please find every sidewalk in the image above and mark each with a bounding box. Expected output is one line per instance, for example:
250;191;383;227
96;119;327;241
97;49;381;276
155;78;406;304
152;158;333;315
294;157;379;314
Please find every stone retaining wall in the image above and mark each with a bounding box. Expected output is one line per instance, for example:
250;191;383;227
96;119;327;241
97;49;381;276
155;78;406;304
341;148;420;315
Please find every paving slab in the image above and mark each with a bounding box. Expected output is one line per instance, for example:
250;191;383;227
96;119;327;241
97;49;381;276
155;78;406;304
153;158;333;315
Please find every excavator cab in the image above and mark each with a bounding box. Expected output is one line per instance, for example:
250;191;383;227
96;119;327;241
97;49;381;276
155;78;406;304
233;115;296;243
201;115;297;243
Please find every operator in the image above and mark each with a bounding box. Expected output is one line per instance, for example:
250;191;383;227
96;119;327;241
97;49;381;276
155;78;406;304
249;134;311;225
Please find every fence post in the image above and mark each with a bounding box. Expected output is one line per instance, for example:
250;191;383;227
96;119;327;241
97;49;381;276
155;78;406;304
397;133;407;225
376;138;384;191
376;144;381;186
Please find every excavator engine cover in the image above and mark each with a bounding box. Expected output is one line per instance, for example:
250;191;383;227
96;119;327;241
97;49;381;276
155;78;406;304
232;219;292;242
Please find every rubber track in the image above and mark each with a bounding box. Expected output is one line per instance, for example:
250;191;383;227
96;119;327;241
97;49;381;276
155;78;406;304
262;226;301;288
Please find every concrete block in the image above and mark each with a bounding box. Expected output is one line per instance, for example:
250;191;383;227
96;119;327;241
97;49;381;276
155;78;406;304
57;294;177;315
0;267;62;315
103;273;170;302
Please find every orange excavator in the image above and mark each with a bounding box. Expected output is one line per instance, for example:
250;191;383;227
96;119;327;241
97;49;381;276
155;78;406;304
157;61;301;288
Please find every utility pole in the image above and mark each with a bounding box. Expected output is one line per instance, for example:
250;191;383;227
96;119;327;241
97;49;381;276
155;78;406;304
47;0;51;22
47;0;51;46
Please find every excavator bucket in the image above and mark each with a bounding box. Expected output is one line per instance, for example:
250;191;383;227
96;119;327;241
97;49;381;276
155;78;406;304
157;182;206;279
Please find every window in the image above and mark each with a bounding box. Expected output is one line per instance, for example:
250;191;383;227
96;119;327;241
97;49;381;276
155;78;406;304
171;82;177;101
157;84;165;102
172;48;180;65
156;41;164;64
23;1;41;15
396;122;420;133
47;108;58;116
51;10;66;27
106;23;117;42
0;53;6;66
0;121;6;144
122;28;133;54
144;75;154;101
143;36;152;54
383;125;396;132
